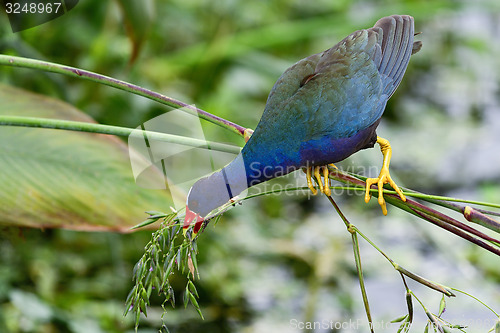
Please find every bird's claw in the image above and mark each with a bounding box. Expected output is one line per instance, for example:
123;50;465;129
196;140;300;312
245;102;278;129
364;166;406;215
304;164;337;196
364;136;406;215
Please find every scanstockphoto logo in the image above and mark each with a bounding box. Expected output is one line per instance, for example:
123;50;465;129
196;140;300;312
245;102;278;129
2;0;78;32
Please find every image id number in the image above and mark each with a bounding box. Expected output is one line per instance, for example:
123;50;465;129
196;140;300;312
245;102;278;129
5;2;62;14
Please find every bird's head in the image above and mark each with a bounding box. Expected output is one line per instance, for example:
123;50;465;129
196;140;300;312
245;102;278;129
184;172;232;233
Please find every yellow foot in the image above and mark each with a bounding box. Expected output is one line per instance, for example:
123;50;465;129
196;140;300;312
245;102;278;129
364;137;406;215
304;164;337;196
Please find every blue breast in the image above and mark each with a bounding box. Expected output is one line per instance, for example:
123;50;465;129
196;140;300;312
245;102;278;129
241;120;379;187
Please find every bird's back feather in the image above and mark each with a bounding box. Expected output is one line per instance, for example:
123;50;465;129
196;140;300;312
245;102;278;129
248;15;415;148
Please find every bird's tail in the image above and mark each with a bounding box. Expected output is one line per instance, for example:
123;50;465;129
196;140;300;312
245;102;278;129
371;15;416;98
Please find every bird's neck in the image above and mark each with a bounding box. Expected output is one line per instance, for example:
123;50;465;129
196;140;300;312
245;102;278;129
241;148;301;187
212;154;251;201
206;148;300;209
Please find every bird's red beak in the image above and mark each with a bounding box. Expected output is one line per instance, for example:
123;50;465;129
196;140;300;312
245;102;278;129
184;205;204;235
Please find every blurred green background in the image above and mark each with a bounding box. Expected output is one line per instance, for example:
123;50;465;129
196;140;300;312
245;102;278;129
1;0;499;332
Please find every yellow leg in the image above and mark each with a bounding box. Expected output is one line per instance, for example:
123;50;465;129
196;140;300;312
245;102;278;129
322;166;331;196
304;164;337;197
365;136;406;215
306;167;318;195
314;167;324;194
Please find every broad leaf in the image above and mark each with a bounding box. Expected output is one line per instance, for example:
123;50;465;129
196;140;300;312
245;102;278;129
0;84;174;231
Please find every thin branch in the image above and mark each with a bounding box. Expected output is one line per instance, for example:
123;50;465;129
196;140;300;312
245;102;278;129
326;195;374;333
401;188;500;232
0;115;241;154
345;221;455;297
0;54;248;137
325;169;500;251
450;288;499;317
385;194;500;245
408;206;500;256
328;168;500;211
410;291;445;333
207;182;500;257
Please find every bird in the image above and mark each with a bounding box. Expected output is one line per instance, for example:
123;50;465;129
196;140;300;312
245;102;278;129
184;15;421;234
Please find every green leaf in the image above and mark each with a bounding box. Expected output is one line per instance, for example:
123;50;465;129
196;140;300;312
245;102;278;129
438;295;446;317
188;280;199;298
450;324;466;329
189;293;204;319
190;248;199;277
140;287;148;303
396;317;409;333
145;210;167;216
135;310;141;329
131;217;160;230
176;248;182;270
0;84;174;231
168;286;175;308
183;289;189;308
164;258;174;280
124;287;136;316
406;291;413;323
194;305;205;320
139;299;148;317
391;314;408;323
153;276;161;294
188;292;199;308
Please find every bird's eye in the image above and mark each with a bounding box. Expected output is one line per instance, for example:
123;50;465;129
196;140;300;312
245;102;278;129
188;199;199;210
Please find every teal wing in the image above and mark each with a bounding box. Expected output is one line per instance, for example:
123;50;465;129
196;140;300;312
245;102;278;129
262;53;322;114
252;15;415;142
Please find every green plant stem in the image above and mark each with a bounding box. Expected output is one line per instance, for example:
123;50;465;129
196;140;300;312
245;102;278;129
399;188;500;233
326;195;374;333
385;195;500;255
325;169;500;250
345;220;455;297
351;232;374;333
450;288;499;317
387;192;500;245
0;115;241;154
211;181;500;256
410;291;445;333
403;189;500;213
323;184;455;297
462;206;500;231
231;180;500;255
0;54;248;138
327;168;500;210
240;181;500;212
